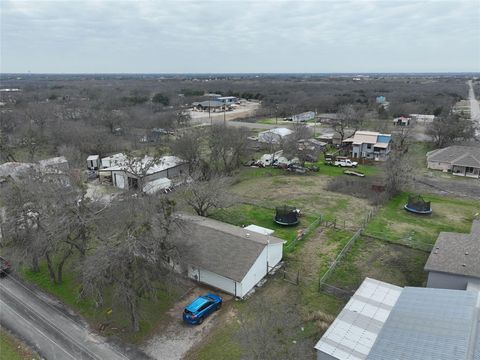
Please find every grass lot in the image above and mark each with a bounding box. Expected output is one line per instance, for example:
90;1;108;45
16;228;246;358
232;167;374;228
0;329;39;360
327;237;429;291
21;263;175;344
256;117;289;125
364;192;479;247
210;203;318;246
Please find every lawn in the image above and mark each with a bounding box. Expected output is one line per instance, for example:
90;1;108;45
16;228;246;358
326;237;429;291
306;152;381;177
232;168;374;229
364;192;479;247
0;329;39;360
210;203;318;246
20;262;175;344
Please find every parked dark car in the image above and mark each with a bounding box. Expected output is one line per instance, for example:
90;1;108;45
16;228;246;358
0;256;12;277
183;293;222;325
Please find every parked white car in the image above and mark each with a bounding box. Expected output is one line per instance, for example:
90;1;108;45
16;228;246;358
334;158;358;167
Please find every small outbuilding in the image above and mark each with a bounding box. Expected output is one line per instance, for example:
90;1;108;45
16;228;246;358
86;155;100;170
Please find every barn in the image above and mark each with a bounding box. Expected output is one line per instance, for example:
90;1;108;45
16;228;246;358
172;213;284;298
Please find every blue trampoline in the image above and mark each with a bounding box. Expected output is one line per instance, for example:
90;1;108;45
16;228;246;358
404;195;432;215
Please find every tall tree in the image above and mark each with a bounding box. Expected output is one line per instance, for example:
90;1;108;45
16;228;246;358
332;104;365;143
426;114;474;148
81;197;176;332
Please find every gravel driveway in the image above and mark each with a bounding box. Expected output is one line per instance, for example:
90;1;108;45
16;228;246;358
142;288;230;360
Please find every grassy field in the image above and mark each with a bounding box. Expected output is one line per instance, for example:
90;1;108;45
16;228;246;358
0;329;39;360
327;237;429;291
364;192;479;246
210;203;318;245
21;263;175;343
232;168;374;228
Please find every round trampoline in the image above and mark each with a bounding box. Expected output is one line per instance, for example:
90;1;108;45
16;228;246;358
274;205;299;226
404;194;432;215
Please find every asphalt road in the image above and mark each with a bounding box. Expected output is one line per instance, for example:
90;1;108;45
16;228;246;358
468;80;480;137
0;275;142;360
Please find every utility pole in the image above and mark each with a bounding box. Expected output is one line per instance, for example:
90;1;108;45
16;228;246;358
224;103;226;126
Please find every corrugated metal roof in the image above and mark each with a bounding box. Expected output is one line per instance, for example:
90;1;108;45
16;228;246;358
314;278;402;360
367;287;478;360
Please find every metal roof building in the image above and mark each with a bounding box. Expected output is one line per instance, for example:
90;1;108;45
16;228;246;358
315;278;402;360
368;287;479;360
315;278;480;360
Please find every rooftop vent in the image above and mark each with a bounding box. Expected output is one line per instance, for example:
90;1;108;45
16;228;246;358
465;251;469;255
462;264;467;267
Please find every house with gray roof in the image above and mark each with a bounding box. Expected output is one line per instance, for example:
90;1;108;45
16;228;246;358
171;213;284;298
425;220;480;290
427;145;480;178
315;277;480;360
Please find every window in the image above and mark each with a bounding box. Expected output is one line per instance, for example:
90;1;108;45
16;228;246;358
466;167;474;174
366;144;372;149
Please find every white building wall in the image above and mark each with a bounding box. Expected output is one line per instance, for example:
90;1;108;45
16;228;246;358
112;171;126;189
267;243;283;270
427;161;451;171
199;268;237;295
427;271;480;290
237;247;268;298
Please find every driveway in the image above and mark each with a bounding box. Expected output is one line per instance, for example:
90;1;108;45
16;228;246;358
0;275;147;360
142;287;230;360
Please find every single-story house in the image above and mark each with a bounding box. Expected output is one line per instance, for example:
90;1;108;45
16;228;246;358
317;130;355;146
315;277;480;360
100;153;127;169
409;114;435;123
215;96;239;104
98;155;186;190
0;162;36;185
424;220;480;290
426;145;480;178
392;116;410;126
343;131;391;161
285;111;316;122
38;156;69;172
258;128;293;144
172;213;284;298
192;100;230;112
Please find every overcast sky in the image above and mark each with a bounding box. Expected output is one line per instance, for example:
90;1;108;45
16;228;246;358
1;0;479;73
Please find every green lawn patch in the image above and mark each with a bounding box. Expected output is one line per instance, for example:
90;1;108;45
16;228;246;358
211;203;317;246
364;192;479;246
327;237;429;290
0;329;39;360
20;263;174;343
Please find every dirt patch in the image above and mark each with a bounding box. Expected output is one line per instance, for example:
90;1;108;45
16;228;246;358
142;287;233;360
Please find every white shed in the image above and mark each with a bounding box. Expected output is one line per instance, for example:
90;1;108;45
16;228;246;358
258;128;293;144
173;213;284;298
86;155;100;170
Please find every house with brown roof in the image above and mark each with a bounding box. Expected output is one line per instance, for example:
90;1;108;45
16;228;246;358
425;220;480;290
427;145;480;178
342;131;392;161
171;213;284;298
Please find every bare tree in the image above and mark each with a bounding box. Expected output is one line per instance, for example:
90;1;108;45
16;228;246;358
237;297;309;360
81;197;176;332
282;123;314;166
331;104;365;143
385;127;412;197
208;125;250;174
426;113;474;148
171;130;202;174
183;176;232;217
